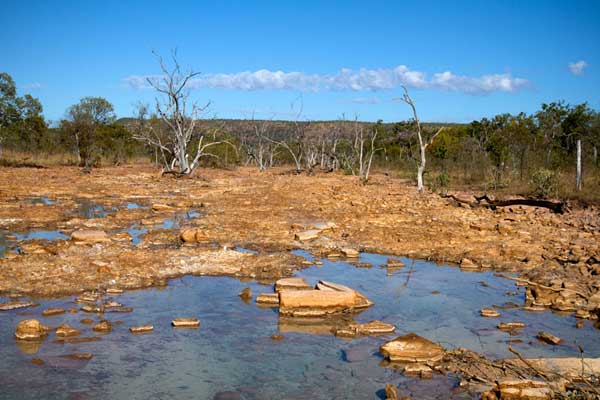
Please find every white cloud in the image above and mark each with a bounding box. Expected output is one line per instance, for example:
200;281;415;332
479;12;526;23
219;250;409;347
568;60;588;76
125;65;529;95
350;96;381;104
21;82;43;90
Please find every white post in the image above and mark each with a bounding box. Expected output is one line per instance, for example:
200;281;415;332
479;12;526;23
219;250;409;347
576;139;582;191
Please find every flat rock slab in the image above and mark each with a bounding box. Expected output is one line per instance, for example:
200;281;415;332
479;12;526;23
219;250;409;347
172;318;200;328
42;307;65;316
279;290;357;317
256;293;280;305
71;230;110;243
335;320;396;337
380;333;444;363
129;325;154;334
0;301;38;311
294;230;321;242
480;308;500;318
275;277;313;292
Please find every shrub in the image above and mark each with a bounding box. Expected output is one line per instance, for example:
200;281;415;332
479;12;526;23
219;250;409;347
530;168;559;199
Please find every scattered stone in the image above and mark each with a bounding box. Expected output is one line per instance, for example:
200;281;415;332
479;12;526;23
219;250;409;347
180;228;208;242
256;293;280;305
92;320;112;333
403;363;433;378
0;301;37;311
354;262;372;268
380;333;444;363
106;307;133;313
81;305;103;313
294;230;321;242
103;301;123;308
80;318;94;324
537;331;561;345
270;334;284;341
71;229;110;243
387;259;405;268
334;320;396;337
460;258;478;270
152;203;174;212
171;318;200;328
31;358;45;366
494;379;552;400
15;319;49;341
55;324;81;337
238;287;252;301
315;280;373;309
279;290;356;317
480;308;500;318
340;248;359;258
497;322;525;330
106;288;123;294
42;307;65;317
274;277;312;292
129;325;154;334
385;383;399;400
522;306;546;312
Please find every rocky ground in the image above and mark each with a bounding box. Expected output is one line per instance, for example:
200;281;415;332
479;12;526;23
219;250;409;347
1;164;599;398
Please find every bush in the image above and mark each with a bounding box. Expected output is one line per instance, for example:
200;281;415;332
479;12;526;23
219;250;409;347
530;168;560;199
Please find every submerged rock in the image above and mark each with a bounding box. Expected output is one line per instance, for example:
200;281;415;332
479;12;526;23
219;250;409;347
498;322;525;331
238;287;252;302
380;333;444;363
386;258;406;268
0;301;38;311
129;325;154;334
92;320;112;333
71;230;110;243
480;308;500;318
55;324;81;337
171;318;200;328
42;307;65;317
334;320;396;338
537;331;561;345
15;319;49;341
274;277;312;292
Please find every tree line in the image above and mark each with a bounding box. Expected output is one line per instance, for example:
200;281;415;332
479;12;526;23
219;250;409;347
1;68;599;199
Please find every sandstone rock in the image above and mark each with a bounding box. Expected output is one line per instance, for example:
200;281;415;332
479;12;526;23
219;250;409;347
92;320;112;333
537;331;561;345
71;230;110;243
403;363;433;378
380;333;444;363
387;258;406;268
460;258;478;270
106;288;123;294
480;308;500;318
180;228;208;242
294;230;321;241
80;318;94;324
15;319;49;341
238;287;252;301
274;277;312;292
129;325;154;334
340;248;360;258
385;384;399;400
0;301;37;311
152;203;174;212
279;290;356;317
334;320;396;337
256;293;279;305
315;280;374;309
171;318;200;328
498;322;525;330
496;379;551;400
55;324;81;337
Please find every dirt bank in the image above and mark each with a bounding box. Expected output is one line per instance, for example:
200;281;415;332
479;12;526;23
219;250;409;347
0;165;598;316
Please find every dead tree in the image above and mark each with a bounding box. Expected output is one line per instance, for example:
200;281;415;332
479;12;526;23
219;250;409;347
136;50;232;175
399;87;444;192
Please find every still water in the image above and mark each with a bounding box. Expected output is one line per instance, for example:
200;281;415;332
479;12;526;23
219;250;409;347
0;252;597;400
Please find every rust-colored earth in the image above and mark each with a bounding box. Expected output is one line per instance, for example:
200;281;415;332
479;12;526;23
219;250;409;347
0;165;598;319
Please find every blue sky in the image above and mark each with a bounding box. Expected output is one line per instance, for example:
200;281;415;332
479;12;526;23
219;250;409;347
2;0;599;123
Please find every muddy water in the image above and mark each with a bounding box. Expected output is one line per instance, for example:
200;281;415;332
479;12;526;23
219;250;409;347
0;253;598;400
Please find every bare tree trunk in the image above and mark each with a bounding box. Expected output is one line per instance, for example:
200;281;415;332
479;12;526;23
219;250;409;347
576;139;582;191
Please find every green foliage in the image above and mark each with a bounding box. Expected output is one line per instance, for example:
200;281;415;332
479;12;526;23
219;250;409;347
530;168;560;199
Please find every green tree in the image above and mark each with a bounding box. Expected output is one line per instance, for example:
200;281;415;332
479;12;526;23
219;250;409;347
60;97;116;167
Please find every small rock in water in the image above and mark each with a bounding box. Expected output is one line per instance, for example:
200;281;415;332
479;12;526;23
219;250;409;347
0;301;38;311
274;277;312;292
403;363;433;378
497;322;525;330
385;383;399;400
129;325;154;334
460;258;478;270
92;320;112;333
42;307;65;317
270;334;284;341
256;293;280;305
171;318;200;328
340;247;360;258
80;318;94;324
103;301;123;308
380;333;444;363
334;320;396;337
55;324;81;337
537;331;561;345
387;258;405;268
238;287;252;302
31;358;45;366
480;308;500;318
106;288;123;295
15;319;50;341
